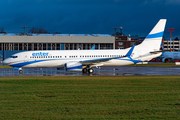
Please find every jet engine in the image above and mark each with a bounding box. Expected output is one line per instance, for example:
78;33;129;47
162;58;172;63
65;62;83;71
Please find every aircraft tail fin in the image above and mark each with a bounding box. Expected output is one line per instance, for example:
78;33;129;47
137;19;167;51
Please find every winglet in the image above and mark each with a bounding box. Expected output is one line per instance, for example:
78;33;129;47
91;45;95;50
125;45;135;57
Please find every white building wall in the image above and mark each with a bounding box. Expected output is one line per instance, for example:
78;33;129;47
0;36;115;44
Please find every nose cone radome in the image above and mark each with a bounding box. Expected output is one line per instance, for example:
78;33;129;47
3;58;11;65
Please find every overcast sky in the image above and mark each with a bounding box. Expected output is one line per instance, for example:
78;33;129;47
0;0;179;39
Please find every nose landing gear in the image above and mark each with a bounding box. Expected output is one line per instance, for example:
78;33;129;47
19;70;23;74
16;67;23;74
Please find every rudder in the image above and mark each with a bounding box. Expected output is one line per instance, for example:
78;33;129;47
137;19;167;51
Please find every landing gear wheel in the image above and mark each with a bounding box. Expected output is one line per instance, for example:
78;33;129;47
88;68;94;73
19;70;23;74
82;68;87;73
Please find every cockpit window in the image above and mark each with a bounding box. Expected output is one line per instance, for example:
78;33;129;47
11;56;18;58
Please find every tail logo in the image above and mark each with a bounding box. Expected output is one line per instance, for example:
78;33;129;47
146;31;164;39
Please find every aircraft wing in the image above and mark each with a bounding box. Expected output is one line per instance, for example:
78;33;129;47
80;56;121;65
80;45;135;65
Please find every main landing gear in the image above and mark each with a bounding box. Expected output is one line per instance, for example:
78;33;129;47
82;66;94;73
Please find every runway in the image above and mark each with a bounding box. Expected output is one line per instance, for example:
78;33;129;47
0;66;180;77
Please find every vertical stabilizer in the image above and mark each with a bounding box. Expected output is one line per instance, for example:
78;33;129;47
137;19;166;51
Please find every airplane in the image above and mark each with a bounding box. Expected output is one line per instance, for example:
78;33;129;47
161;52;180;62
158;43;180;63
3;19;167;74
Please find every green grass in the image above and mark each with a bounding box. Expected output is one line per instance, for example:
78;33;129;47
0;65;13;68
0;76;180;119
128;63;178;67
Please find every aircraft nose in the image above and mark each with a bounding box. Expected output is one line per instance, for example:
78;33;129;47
3;58;11;65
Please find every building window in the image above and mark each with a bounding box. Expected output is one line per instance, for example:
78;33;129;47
118;42;123;45
70;43;73;50
43;43;46;50
116;37;121;40
19;43;22;50
52;43;55;50
28;43;32;50
24;43;27;50
57;43;60;50
9;43;13;50
47;43;51;50
34;43;37;50
83;44;86;49
39;43;43;50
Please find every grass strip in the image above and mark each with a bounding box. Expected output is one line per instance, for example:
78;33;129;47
0;65;13;68
0;76;179;119
128;63;177;67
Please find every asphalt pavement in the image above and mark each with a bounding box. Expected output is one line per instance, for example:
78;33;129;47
0;66;180;77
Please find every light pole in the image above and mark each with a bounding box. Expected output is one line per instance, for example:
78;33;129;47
168;28;175;52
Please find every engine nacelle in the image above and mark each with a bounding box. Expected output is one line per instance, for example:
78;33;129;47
162;58;172;63
65;62;83;71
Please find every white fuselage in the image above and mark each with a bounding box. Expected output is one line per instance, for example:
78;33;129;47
3;48;161;68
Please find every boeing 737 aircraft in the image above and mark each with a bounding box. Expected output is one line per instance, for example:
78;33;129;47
162;52;180;62
3;19;167;74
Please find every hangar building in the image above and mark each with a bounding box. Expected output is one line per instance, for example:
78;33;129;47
0;33;115;60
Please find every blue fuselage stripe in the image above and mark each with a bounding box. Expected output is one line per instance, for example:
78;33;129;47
10;59;53;67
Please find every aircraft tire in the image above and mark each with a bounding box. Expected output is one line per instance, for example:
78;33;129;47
88;68;94;73
82;68;87;73
19;70;23;74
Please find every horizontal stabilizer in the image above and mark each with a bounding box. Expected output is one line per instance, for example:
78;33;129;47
150;50;172;54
